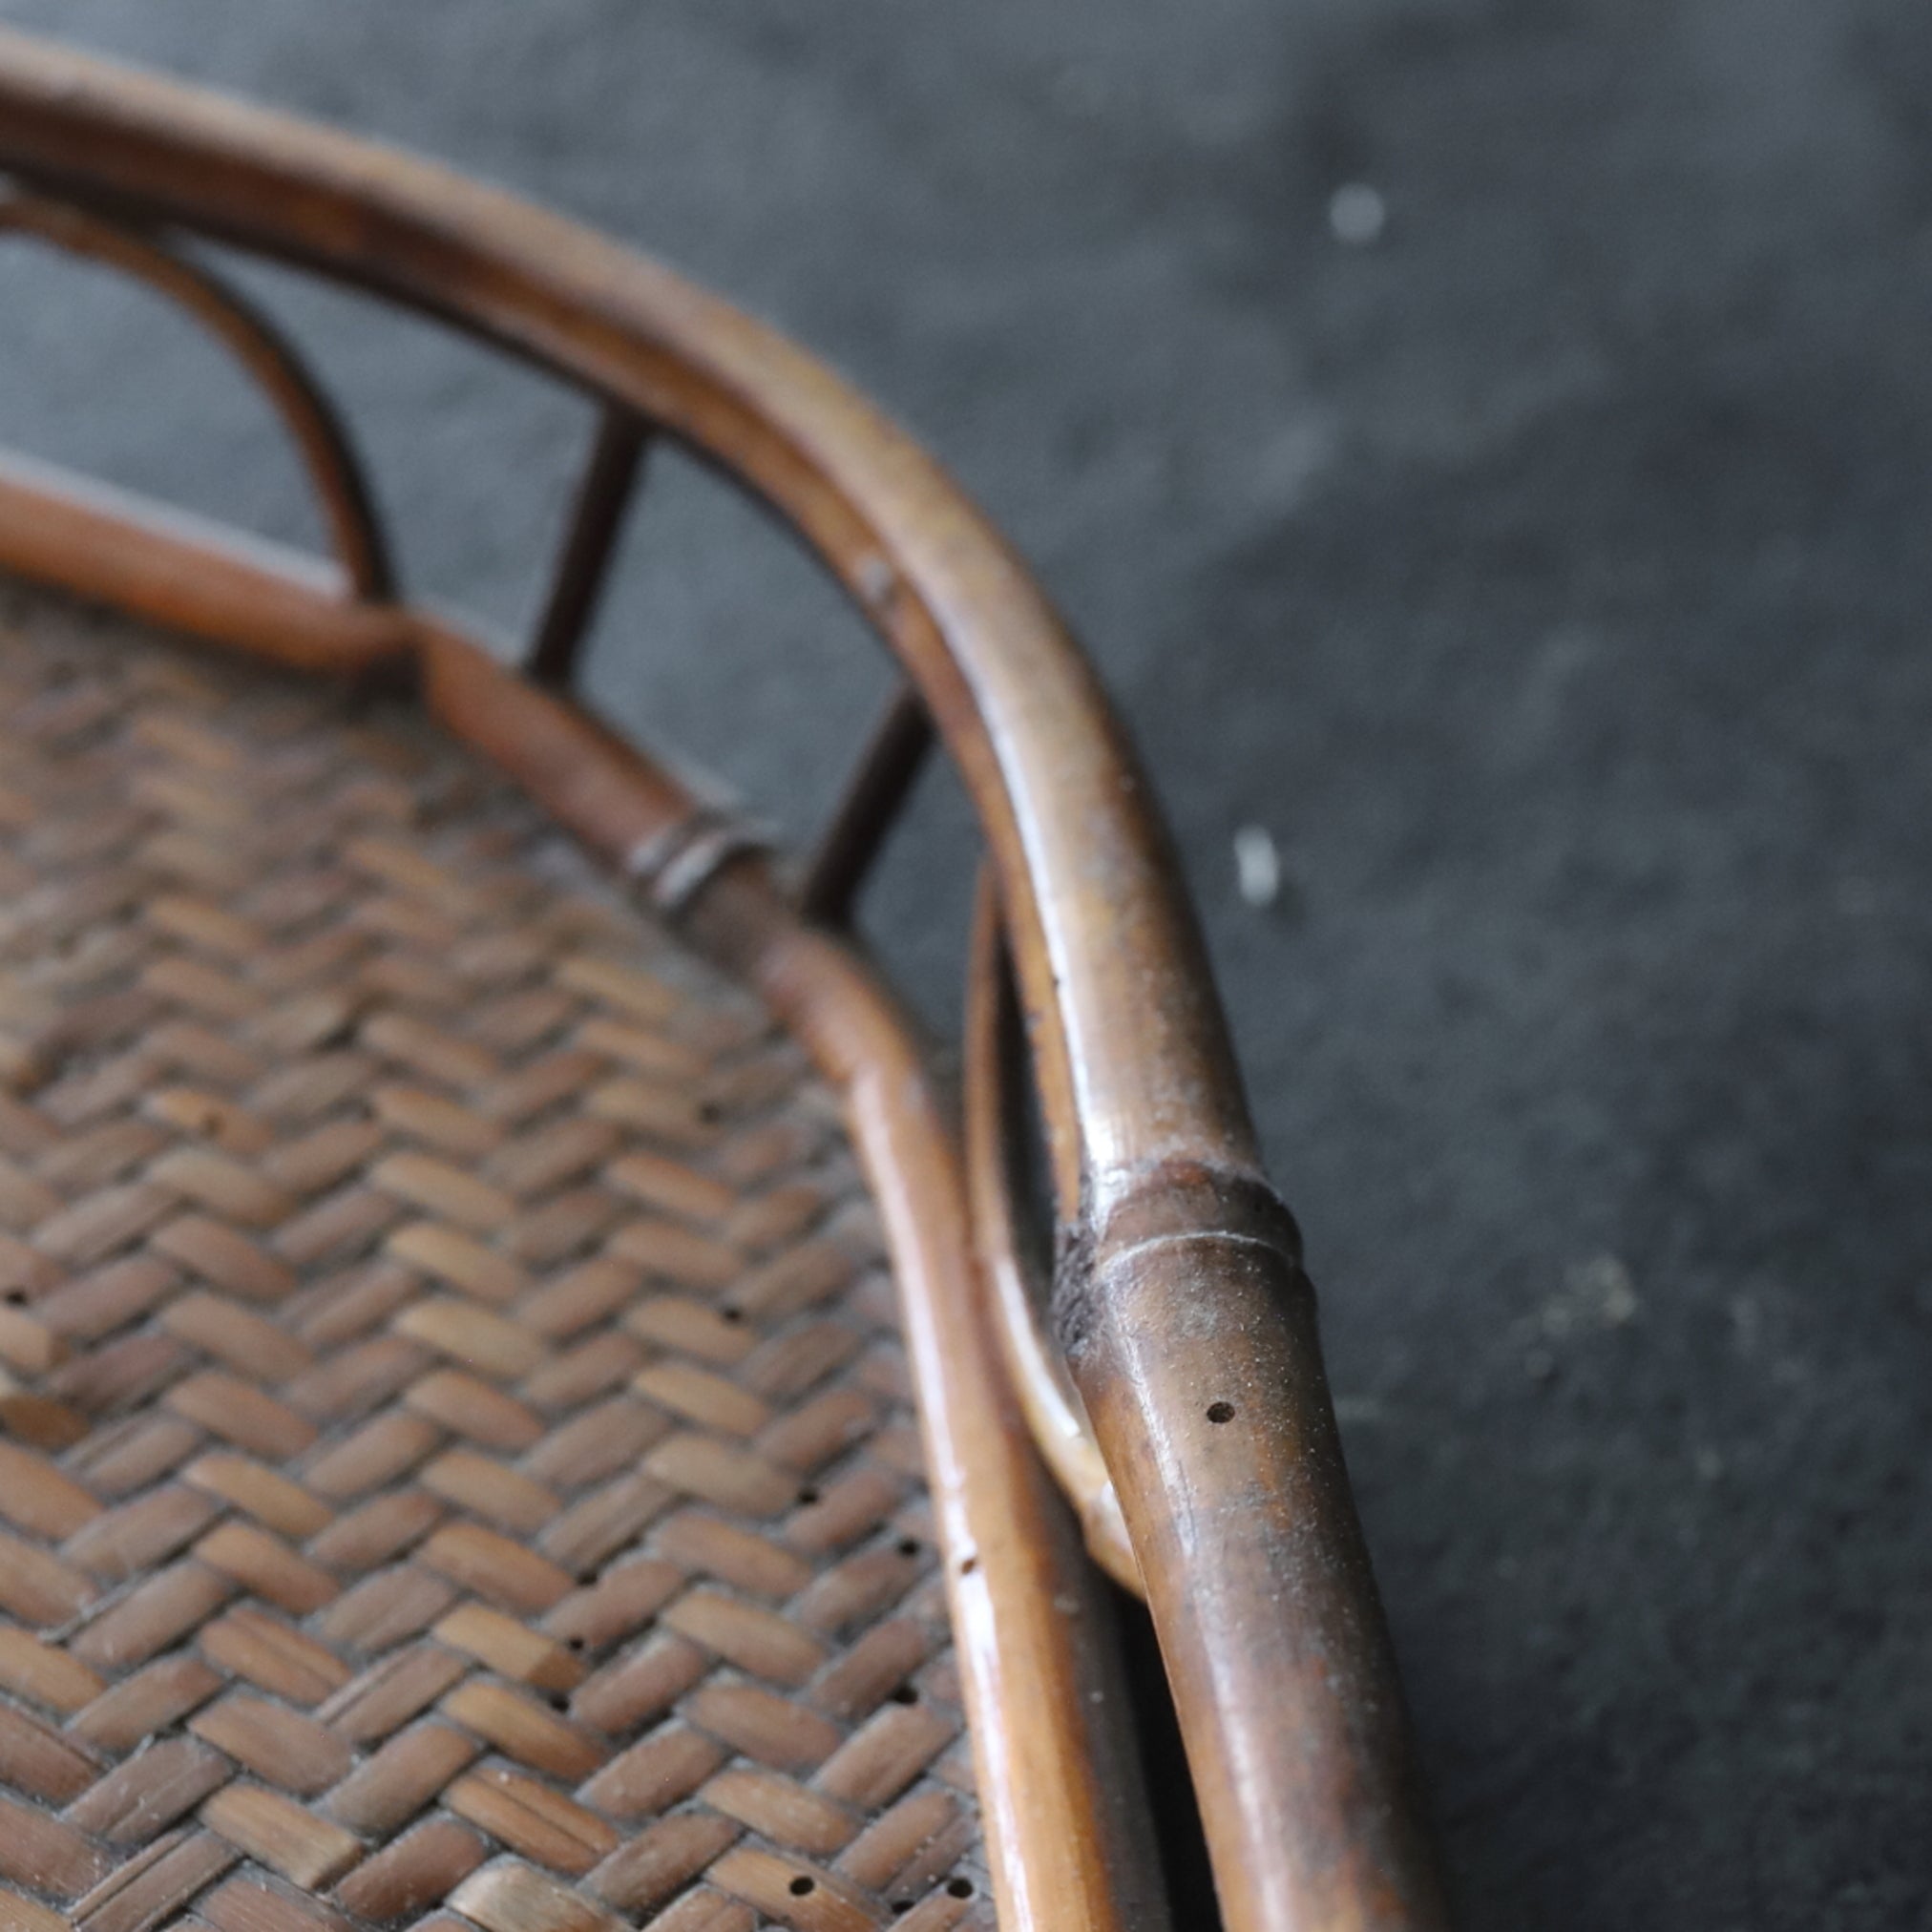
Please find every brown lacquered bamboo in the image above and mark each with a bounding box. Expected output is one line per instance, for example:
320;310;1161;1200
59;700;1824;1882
0;472;1166;1932
690;867;1171;1932
0;452;410;675
423;628;1175;1932
527;403;650;689
799;681;934;926
0;30;1451;1927
0;24;1221;1216
410;624;1179;1932
962;872;1140;1597
0;190;394;600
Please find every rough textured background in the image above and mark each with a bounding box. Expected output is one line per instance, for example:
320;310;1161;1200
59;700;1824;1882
1;4;1928;1926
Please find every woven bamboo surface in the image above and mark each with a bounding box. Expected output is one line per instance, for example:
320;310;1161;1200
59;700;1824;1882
0;580;993;1932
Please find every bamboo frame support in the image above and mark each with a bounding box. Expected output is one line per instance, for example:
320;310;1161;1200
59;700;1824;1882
0;30;1452;1925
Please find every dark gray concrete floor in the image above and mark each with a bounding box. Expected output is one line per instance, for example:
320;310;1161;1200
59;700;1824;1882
2;3;1928;1926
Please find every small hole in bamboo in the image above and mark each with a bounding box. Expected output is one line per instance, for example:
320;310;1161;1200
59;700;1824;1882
796;1485;820;1505
1;1289;25;1305
896;1538;919;1558
958;1555;977;1577
789;1877;815;1897
720;1305;745;1324
948;1879;975;1899
889;1684;919;1705
1207;1400;1236;1424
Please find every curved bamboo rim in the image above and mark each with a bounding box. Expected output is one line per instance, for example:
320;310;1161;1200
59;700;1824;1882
0;25;1246;1222
0;30;1450;1929
0;189;394;599
963;871;1141;1597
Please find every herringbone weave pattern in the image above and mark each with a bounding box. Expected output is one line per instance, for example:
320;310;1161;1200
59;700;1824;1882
0;583;991;1932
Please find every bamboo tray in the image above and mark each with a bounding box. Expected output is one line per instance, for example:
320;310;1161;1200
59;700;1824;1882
0;32;1447;1932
